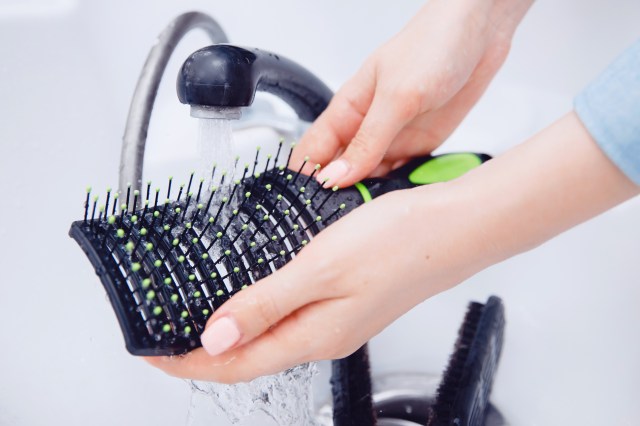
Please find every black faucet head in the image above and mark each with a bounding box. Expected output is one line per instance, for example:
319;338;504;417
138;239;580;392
177;44;333;122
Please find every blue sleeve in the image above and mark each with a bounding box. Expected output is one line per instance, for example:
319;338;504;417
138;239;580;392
574;38;640;185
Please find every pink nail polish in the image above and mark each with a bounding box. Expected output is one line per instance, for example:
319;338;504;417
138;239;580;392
201;316;241;356
316;159;350;187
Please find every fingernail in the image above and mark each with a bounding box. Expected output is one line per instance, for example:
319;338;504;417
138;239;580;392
316;159;350;187
201;316;241;356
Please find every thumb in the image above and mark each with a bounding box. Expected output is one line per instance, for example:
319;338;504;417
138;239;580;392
198;265;318;357
316;89;419;188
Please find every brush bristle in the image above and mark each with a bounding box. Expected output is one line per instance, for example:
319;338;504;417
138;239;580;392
70;142;364;356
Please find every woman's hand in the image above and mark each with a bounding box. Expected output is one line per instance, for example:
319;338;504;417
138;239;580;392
145;183;491;383
292;0;533;188
146;112;638;384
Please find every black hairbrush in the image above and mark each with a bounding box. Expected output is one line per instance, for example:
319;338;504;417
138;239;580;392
427;296;506;426
69;146;490;356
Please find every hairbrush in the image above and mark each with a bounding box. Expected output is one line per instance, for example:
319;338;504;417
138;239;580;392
69;148;490;356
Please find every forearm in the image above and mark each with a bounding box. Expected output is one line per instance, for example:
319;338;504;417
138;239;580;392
423;112;638;270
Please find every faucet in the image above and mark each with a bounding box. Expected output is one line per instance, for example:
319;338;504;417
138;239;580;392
176;44;333;122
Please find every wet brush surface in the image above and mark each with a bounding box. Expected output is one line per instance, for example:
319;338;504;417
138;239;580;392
70;143;366;356
70;146;489;356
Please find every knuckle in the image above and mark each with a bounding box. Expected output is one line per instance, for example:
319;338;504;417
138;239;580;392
253;293;283;329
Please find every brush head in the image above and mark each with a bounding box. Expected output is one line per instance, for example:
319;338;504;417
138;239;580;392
427;296;506;426
70;157;363;356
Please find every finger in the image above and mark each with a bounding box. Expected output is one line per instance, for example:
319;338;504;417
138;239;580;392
194;261;325;358
146;299;351;383
317;88;421;188
289;64;376;173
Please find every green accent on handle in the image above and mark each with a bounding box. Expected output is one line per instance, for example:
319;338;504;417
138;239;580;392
408;153;482;185
354;182;372;203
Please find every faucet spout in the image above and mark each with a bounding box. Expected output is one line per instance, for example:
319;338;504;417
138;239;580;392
177;44;333;122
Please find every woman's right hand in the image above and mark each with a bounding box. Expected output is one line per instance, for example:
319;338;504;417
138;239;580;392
291;0;534;188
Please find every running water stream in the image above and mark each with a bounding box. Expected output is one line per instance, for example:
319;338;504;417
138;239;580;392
188;118;320;426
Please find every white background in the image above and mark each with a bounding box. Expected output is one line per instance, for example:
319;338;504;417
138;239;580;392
1;1;639;425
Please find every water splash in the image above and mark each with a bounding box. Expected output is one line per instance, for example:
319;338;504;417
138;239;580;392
186;363;320;426
198;118;236;188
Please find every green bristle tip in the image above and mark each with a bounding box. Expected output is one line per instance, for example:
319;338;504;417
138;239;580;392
316;216;322;222
279;250;286;256
107;216;116;225
286;174;292;181
322;177;330;183
153;211;160;217
222;196;228;203
177;255;185;263
199;177;204;183
293;224;299;230
154;260;162;267
113;193;119;200
188;191;193;197
171;294;179;302
305;199;311;205
120;203;127;211
241;224;248;230
98;205;105;213
140;228;148;236
131;262;141;272
234;180;240;185
232;209;238;215
186;222;192;229
216;231;223;238
201;253;209;260
153;306;162;315
181;311;188;319
146;290;155;300
175;207;181;213
263;215;269;221
271;235;277;241
241;284;248;290
162;324;171;333
125;241;135;252
233;267;240;273
315;164;321;170
290;142;297;147
194;291;201;298
131;215;138;223
302;240;308;245
86;186;92;193
192;237;198;244
211;186;218;192
197;203;203;209
250;241;256;247
340;203;346;209
210;272;218;279
299;187;305;193
145;243;153;251
265;184;272;190
142;278;151;288
203;309;210;316
245;192;251;198
257;258;264;264
209;217;214;223
188;274;195;281
116;229;125;238
254;173;261;179
93;196;99;203
134;190;140;196
332;185;339;191
163;224;170;231
184;326;192;334
164;277;172;285
224;249;231;256
172;238;179;246
277;194;283;200
216;290;224;296
304;155;310;161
